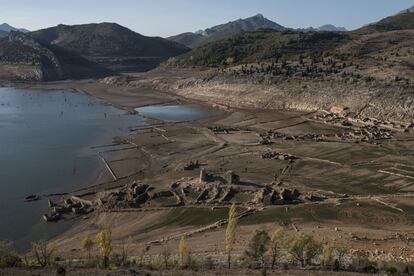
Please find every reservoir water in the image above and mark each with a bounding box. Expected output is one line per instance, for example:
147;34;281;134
0;87;144;250
0;87;218;250
136;104;219;122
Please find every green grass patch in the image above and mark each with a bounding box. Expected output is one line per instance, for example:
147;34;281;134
241;201;410;226
141;207;234;233
241;204;339;225
185;188;202;201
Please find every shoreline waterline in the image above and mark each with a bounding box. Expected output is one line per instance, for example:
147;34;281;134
0;85;221;251
0;87;146;250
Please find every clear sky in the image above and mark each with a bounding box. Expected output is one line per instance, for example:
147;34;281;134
1;0;413;37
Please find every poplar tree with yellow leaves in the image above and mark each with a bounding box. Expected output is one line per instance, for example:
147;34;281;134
81;235;94;260
178;236;187;268
225;204;238;269
96;227;112;268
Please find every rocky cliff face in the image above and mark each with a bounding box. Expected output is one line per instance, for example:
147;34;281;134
101;68;414;124
0;32;63;81
0;31;110;81
8;31;63;80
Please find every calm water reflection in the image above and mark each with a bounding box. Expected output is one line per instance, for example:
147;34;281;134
136;104;219;122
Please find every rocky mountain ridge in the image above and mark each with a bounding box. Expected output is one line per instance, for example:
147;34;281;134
168;14;348;48
0;22;190;80
0;31;109;81
30;23;189;58
0;23;29;33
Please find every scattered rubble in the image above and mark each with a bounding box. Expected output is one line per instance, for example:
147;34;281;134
209;126;241;134
257;115;396;144
183;160;200;171
261;151;298;161
313;112;397;142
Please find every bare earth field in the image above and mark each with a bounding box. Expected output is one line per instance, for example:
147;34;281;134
18;75;414;270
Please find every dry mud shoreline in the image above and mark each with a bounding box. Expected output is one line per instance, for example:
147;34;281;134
13;74;414;265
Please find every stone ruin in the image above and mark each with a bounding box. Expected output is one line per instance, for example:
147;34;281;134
42;168;328;223
200;168;208;182
262;121;395;144
224;170;240;185
43;196;94;222
313;112;399;142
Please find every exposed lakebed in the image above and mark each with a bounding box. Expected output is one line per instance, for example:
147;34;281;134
0;87;218;250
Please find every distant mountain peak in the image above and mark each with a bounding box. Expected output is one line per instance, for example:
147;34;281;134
296;24;347;32
0;23;11;28
29;22;189;58
0;23;29;33
253;13;264;18
168;14;285;48
318;24;347;32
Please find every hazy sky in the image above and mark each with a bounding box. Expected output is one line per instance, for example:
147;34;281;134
1;0;413;37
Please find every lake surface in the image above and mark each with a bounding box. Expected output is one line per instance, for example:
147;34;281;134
0;88;219;250
0;87;145;250
136;104;219;122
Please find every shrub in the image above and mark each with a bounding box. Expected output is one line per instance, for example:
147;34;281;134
0;240;21;268
385;266;398;275
267;227;286;269
203;256;215;270
178;236;187;268
55;266;66;275
31;240;58;267
287;233;322;267
321;244;334;269
0;241;13;257
81;235;94;259
120;237;132;266
350;251;377;273
244;230;270;268
138;244;150;267
321;242;348;270
333;259;340;271
0;254;22;268
363;264;378;273
161;244;171;269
